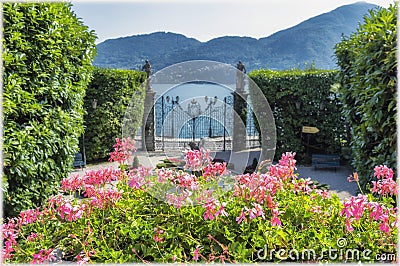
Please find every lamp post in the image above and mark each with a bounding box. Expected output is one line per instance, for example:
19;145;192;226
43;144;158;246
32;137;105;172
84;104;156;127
205;96;218;138
166;95;179;138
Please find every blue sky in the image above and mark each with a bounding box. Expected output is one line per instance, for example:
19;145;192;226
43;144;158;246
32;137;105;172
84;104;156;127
71;0;394;44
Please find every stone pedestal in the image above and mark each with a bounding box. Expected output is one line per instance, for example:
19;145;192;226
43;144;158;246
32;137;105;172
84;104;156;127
142;88;156;151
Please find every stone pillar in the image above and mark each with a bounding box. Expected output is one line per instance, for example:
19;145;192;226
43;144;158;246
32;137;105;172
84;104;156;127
142;86;156;151
232;78;248;152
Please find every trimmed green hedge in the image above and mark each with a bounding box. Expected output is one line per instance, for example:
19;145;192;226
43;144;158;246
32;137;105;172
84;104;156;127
2;2;96;217
334;4;397;189
249;69;345;163
83;68;146;162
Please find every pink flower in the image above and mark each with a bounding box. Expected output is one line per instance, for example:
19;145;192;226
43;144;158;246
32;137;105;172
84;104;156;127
175;171;199;190
31;248;55;264
153;227;165;243
203;162;227;180
310;206;323;214
157;168;174;183
184;148;211;171
315;189;330;199
347;172;359;182
61;174;84;192
374;165;394;180
271;208;282;226
215;203;229;218
61;168;123;192
18;208;43;225
371;178;398;196
203;201;228;220
267;152;297;180
2;219;19;260
291;178;313;194
165;191;190;209
127;166;153;189
2;240;15;261
27;233;41;242
193;246;202;261
203;198;218;221
236;210;247;224
109;137;137;164
380;221;390;234
89;188;121;209
248;203;265;220
345;219;354;232
340;194;368;220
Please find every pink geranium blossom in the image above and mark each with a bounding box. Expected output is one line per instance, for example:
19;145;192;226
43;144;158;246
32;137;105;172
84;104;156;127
340;194;368;220
184;148;211;171
109;137;137;164
61;168;123;192
153;227;164;243
236;210;247;224
374;165;394;180
271;208;282;226
203;162;227;180
371;178;398;196
31;248;55;264
128;166;153;190
193;246;202;261
18;208;43;225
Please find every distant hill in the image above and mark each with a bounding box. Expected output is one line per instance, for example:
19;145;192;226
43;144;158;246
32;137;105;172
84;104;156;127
93;2;379;72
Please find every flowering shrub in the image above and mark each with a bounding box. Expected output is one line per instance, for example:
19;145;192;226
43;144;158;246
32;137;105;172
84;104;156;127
1;139;398;263
109;137;137;167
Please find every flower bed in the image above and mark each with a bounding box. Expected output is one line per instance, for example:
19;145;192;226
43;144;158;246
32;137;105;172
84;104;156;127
1;138;397;263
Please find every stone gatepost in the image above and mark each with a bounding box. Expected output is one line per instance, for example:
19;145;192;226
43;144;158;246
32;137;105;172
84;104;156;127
142;84;156;151
232;67;248;152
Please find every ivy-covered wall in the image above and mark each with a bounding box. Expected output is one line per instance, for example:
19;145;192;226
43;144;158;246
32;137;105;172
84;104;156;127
83;68;146;162
249;69;345;164
334;4;397;189
2;2;96;216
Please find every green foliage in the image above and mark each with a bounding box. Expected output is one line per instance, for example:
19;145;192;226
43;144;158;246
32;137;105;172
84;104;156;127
334;4;397;189
156;158;184;169
4;158;397;263
2;2;96;217
84;68;146;162
249;69;344;163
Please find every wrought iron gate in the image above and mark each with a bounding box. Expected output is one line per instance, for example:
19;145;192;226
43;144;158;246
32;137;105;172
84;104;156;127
155;95;234;151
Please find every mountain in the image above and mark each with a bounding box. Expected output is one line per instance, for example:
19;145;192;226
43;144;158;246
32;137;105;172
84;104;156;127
95;32;201;70
93;2;379;72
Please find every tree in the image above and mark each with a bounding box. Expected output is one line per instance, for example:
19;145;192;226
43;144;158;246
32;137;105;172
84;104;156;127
2;2;96;216
334;4;397;189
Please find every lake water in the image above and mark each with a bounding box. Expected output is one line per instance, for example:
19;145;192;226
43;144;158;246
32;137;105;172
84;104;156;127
152;82;258;139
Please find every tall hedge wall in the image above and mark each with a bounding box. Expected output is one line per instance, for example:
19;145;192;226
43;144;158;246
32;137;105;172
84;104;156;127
2;3;96;216
334;4;397;189
83;68;146;162
249;69;344;163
